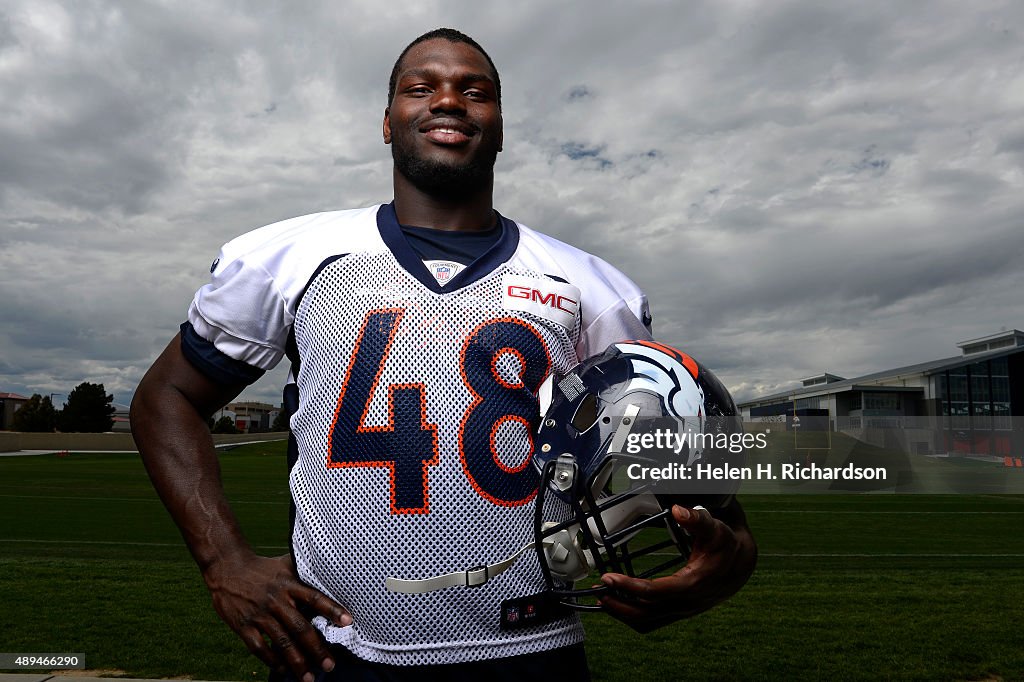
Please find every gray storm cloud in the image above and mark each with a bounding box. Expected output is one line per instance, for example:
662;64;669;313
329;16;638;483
1;0;1022;405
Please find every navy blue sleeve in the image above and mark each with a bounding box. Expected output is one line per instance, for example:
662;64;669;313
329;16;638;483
179;321;266;386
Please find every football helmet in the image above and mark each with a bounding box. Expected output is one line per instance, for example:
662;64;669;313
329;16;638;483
532;340;742;609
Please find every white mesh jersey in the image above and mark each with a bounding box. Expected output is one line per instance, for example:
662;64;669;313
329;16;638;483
185;203;652;666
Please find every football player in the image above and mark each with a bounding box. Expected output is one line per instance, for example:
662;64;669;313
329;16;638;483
131;28;756;682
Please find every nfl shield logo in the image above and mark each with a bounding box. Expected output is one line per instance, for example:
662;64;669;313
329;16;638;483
428;260;462;285
506;606;519;623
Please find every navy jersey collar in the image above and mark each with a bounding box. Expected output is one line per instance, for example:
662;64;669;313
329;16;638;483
376;201;520;293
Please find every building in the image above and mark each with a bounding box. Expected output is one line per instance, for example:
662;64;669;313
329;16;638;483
212;401;281;433
738;329;1024;458
112;403;132;433
0;392;30;430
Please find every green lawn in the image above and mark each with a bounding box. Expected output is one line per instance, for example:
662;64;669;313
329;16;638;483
1;445;1022;680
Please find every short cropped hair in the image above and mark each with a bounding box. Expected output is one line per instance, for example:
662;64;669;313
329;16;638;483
387;28;501;108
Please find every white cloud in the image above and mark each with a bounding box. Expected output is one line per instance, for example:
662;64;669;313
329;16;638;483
1;0;1022;408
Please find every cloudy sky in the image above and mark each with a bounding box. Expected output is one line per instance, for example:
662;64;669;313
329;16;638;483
2;0;1023;408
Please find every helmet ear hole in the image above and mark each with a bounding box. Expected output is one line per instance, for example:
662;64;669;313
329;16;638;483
570;393;599;433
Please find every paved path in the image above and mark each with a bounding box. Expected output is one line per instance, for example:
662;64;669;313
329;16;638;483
0;450;137;457
0;439;286;457
0;450;69;457
0;676;231;682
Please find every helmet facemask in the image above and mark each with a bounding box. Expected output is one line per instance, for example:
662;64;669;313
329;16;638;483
534;451;692;609
532;341;740;610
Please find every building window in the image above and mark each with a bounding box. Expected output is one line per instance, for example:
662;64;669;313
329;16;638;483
969;361;991;430
864;393;901;411
947;368;969;429
935;374;947;416
795;397;821;410
939;359;1012;454
991;358;1011;430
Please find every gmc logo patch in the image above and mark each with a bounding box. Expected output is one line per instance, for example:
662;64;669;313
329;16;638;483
501;274;581;330
506;285;578;315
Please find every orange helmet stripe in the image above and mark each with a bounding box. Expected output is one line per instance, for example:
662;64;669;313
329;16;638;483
632;339;699;380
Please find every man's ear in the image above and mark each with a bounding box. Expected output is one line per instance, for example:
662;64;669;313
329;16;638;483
383;107;392;144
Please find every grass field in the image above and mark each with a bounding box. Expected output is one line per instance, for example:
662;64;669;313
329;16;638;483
2;443;1023;681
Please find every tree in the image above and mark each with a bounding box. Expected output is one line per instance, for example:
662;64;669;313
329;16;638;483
211;416;240;434
58;382;115;432
271;410;289;432
12;394;58;432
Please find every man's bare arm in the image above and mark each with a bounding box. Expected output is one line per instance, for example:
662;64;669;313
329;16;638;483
131;335;350;681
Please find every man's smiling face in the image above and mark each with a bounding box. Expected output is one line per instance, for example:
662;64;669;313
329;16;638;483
384;38;503;198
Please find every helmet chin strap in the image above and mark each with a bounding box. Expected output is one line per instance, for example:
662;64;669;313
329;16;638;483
385;537;558;593
385;520;596;594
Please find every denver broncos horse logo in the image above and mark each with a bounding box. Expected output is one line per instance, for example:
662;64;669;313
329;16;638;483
614;340;706;464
